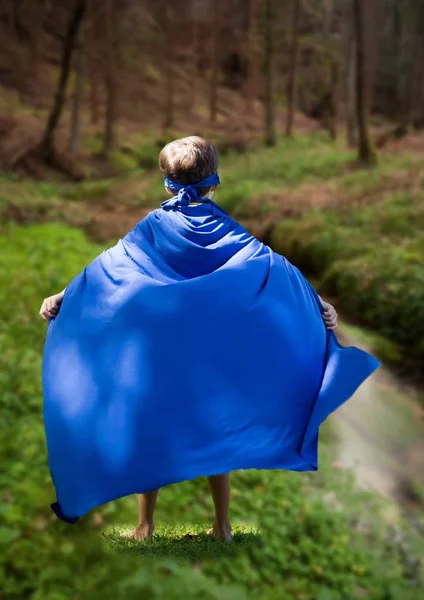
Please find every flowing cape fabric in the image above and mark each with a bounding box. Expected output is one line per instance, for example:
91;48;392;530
43;199;379;523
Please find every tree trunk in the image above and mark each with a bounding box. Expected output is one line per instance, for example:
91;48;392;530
323;0;333;36
353;0;377;165
411;40;424;128
188;5;198;114
87;0;99;124
398;12;415;132
42;0;86;161
346;21;356;147
6;0;17;36
103;0;117;155
28;0;42;78
329;61;340;140
163;0;174;129
209;0;219;125
365;0;382;112
263;0;276;146
244;0;259;119
285;0;301;137
70;27;84;154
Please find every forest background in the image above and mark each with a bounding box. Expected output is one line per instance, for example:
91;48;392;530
1;1;424;599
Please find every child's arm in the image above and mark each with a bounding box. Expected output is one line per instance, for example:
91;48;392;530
319;296;338;330
39;288;67;322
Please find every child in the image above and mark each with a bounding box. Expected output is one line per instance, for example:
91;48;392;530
40;136;379;539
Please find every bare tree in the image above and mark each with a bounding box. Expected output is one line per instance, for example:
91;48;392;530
209;0;219;125
365;0;383;112
244;0;259;119
329;61;340;140
5;0;17;36
27;0;42;78
103;0;117;154
353;0;377;165
345;15;356;147
42;0;86;161
163;0;174;129
263;0;276;146
70;27;84;154
188;1;199;114
285;0;301;137
87;0;100;125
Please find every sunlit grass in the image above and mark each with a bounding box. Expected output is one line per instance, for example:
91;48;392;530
102;523;261;560
336;153;417;194
0;133;355;221
218;135;354;214
1;132;418;225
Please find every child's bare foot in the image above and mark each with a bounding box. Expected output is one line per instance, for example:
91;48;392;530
207;521;233;542
121;521;154;541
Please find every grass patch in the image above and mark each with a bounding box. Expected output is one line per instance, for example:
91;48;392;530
218;135;354;214
335;153;416;194
0;134;376;223
103;523;260;560
1;222;424;599
0;178;63;206
61;178;117;201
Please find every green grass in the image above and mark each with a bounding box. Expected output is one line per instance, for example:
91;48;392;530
218;135;354;215
335;153;416;194
0;134;356;224
1;222;424;599
2;135;424;598
103;523;260;560
0;127;419;220
0;133;416;231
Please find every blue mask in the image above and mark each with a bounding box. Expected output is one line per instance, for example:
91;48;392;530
161;172;221;209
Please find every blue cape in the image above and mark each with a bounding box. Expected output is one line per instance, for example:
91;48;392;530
43;195;379;523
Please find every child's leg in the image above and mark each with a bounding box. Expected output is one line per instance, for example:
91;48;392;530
207;473;232;542
121;489;159;541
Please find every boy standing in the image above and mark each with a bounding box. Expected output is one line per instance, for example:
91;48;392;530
40;137;376;538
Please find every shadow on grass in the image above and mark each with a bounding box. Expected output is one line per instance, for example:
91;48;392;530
102;524;262;561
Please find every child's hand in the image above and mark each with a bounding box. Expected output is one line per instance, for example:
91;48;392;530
320;299;338;330
39;290;65;322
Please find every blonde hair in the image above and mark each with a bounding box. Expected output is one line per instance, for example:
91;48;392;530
159;136;218;196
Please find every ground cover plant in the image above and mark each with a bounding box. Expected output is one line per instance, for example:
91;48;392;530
1;222;423;599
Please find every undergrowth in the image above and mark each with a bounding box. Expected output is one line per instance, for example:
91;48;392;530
271;189;424;370
0;223;423;599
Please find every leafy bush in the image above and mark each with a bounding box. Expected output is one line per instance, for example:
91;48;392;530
271;191;424;363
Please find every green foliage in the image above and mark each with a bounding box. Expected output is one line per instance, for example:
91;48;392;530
109;151;141;174
104;468;424;600
323;246;424;352
0;179;63;207
62;179;116;201
271;190;424;364
338;155;414;194
1;223;423;599
218;136;354;215
124;131;179;170
0;135;357;223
